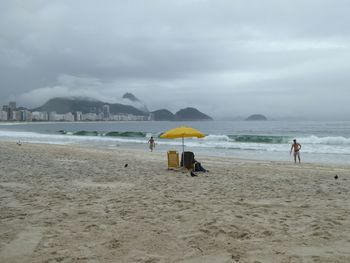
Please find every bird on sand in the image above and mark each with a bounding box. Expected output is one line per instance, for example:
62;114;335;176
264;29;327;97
124;163;128;168
334;175;338;180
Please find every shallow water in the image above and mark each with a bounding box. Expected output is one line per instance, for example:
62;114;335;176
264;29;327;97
0;120;349;164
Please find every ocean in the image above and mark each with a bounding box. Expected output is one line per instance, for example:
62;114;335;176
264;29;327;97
0;120;349;165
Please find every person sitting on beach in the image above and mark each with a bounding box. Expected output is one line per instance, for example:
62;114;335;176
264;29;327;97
148;136;155;152
290;139;302;163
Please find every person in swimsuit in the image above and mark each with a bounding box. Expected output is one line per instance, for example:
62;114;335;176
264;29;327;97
290;139;302;163
148;136;155;152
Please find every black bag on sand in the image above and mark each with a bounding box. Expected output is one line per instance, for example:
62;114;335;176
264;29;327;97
194;162;207;172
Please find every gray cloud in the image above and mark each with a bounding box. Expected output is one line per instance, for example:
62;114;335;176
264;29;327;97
1;0;350;119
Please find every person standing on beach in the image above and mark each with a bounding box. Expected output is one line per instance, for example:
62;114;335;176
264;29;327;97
290;139;302;163
148;136;155;152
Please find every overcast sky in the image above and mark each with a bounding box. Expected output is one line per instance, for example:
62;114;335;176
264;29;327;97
1;0;350;120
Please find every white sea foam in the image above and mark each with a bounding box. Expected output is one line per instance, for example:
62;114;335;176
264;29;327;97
203;134;231;141
1;130;349;156
299;135;350;145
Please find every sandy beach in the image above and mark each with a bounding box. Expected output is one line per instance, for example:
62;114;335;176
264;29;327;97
0;141;349;263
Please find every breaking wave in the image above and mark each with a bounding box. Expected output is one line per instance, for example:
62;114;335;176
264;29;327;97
1;129;349;156
229;135;290;144
104;131;147;137
299;135;350;145
58;130;350;146
59;130;147;137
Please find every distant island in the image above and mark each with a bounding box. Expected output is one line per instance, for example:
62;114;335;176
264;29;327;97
245;114;268;121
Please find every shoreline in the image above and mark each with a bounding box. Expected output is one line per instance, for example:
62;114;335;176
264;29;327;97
1;137;350;167
1;120;350;166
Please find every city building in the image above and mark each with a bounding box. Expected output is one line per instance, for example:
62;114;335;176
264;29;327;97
0;102;149;122
9;101;16;110
19;110;32;121
74;111;82;121
103;105;110;120
0;110;8;121
82;113;98;121
52;112;75;122
2;105;10;120
32;111;49;121
49;112;57;121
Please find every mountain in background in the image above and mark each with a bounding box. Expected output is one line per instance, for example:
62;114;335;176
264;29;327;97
175;107;212;121
32;95;213;121
122;92;149;113
151;108;212;121
151;109;176;121
32;97;148;116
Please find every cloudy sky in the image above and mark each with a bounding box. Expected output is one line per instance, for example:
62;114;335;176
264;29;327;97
1;0;350;120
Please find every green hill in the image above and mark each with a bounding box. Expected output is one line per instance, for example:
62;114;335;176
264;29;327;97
32;97;213;121
151;109;175;121
32;97;148;116
175;107;212;121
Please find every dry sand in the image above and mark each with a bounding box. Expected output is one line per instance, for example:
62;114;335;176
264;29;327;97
0;141;350;263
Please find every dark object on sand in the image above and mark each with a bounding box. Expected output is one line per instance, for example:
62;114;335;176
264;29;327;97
124;164;128;168
194;161;207;172
181;151;195;169
16;141;22;146
334;175;338;180
181;151;208;172
190;171;198;177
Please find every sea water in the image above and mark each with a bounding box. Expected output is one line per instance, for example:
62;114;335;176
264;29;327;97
0;120;349;165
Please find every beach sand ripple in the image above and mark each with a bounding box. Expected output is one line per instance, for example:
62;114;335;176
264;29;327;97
0;141;349;262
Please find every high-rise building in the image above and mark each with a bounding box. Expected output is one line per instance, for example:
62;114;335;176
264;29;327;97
74;111;82;121
2;105;10;120
32;111;48;121
8;109;15;120
19;110;32;121
9;101;16;110
0;110;8;121
103;105;110;119
49;112;57;121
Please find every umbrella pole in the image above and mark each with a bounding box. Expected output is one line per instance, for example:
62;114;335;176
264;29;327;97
182;137;184;153
182;136;184;167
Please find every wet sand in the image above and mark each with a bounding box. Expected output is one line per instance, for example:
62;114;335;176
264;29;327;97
0;141;350;262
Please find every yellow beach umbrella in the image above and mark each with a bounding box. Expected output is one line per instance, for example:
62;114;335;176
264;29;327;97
160;126;205;154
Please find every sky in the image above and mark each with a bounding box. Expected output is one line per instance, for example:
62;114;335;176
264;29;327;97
1;0;350;120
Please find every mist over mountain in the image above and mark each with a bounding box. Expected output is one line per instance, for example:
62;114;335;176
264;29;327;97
32;97;148;116
122;93;149;113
